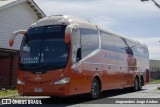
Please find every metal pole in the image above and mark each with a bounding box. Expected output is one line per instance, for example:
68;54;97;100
141;0;160;9
151;0;160;9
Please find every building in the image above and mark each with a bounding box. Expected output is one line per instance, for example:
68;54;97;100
150;59;160;72
150;59;160;80
0;0;46;88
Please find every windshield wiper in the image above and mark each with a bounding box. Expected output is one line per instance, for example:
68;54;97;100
20;64;65;71
39;65;63;70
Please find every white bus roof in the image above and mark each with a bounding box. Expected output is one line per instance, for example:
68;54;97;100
30;15;147;47
30;15;91;28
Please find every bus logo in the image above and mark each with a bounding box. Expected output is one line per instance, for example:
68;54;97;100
35;75;41;80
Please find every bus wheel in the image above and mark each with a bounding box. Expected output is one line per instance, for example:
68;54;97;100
90;79;100;99
133;77;139;92
138;78;142;91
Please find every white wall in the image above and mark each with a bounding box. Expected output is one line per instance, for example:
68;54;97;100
0;2;38;50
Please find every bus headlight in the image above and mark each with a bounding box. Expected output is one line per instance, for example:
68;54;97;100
54;77;70;85
17;79;25;85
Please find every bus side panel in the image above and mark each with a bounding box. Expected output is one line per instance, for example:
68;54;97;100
70;63;85;95
101;50;120;90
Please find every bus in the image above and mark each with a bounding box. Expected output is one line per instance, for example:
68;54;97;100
9;15;150;99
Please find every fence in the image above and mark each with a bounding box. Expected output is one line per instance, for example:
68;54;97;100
150;71;160;80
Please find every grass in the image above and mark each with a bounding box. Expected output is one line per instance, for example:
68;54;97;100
149;79;160;84
0;89;18;97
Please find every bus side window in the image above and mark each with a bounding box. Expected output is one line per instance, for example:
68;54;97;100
114;36;128;54
100;30;115;51
123;39;133;55
76;48;81;62
144;48;149;58
80;28;99;59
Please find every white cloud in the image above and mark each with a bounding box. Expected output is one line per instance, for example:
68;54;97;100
133;37;160;46
34;0;160;60
35;0;159;17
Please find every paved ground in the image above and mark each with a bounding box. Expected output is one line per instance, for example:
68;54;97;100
0;83;160;107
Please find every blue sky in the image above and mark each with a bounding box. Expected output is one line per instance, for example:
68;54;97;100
34;0;160;60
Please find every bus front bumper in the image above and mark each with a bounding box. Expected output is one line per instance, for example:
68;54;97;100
17;84;70;97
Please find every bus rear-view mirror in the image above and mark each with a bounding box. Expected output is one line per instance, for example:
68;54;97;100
9;30;27;47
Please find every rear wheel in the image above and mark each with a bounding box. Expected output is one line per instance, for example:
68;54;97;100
138;78;143;91
90;79;100;99
133;77;139;91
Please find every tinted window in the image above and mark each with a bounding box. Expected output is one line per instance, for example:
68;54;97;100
19;25;69;71
100;30;115;51
29;27;44;40
124;40;134;55
72;29;81;65
46;26;62;33
127;41;149;58
144;47;149;58
114;36;127;53
41;39;69;63
136;45;149;58
80;28;99;58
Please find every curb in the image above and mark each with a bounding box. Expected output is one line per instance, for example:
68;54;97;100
0;94;19;99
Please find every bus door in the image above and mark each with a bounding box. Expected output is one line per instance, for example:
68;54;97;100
71;28;84;94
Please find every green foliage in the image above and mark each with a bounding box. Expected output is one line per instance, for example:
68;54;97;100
149;80;160;84
0;89;17;97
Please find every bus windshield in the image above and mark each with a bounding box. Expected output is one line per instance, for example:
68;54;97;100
19;25;69;72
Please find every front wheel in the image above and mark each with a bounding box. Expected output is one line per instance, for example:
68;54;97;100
90;79;100;99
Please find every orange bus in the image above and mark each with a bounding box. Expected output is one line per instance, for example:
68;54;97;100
9;15;150;99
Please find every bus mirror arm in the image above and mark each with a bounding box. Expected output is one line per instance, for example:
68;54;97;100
9;30;27;47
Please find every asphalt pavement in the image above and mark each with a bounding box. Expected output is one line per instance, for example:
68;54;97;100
0;83;160;107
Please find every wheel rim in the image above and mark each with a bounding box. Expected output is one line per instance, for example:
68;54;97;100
92;81;99;96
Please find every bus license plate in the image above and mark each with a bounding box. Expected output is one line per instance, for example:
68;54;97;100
34;88;42;92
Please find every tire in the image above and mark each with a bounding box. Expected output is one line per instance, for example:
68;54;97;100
133;77;139;92
138;78;142;91
90;79;100;99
